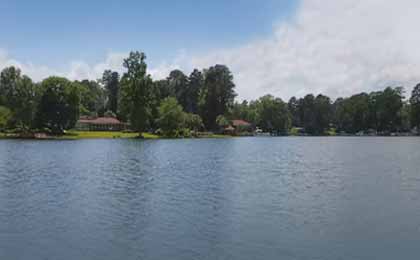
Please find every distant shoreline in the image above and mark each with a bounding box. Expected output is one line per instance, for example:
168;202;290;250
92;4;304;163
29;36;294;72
0;131;230;140
1;131;418;140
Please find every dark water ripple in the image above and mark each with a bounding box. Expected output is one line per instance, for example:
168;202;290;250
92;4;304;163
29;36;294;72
1;137;420;260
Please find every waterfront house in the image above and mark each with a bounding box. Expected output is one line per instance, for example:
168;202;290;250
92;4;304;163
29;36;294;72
223;125;235;135
75;116;127;131
232;120;252;131
230;119;254;135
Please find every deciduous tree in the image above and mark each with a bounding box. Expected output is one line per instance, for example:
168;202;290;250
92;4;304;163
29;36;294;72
410;83;420;130
157;97;185;136
0;67;37;130
119;51;153;135
102;70;120;114
201;65;236;130
255;95;291;135
35;77;80;134
0;106;11;129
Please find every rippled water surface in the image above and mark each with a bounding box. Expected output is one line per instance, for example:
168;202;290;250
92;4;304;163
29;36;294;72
1;137;420;260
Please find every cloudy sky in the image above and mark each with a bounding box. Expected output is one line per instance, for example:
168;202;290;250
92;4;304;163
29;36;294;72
1;0;419;100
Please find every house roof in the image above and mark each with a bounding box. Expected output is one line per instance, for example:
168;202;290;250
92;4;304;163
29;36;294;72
231;119;251;127
78;117;123;125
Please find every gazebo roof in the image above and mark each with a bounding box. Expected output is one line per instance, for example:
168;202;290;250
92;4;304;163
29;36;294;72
232;119;251;127
78;117;123;125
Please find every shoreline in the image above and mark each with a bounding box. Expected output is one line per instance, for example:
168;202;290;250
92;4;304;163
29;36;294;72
0;131;231;140
1;131;418;140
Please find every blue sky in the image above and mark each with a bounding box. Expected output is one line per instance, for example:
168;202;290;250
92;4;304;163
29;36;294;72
1;0;419;100
0;0;298;68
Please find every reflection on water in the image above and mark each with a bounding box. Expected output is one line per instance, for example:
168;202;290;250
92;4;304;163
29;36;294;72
1;137;420;260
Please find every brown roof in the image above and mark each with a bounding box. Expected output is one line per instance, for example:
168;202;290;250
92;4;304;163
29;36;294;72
231;119;251;127
78;117;123;125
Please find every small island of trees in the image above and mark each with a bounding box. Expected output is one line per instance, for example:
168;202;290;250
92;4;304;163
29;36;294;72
1;50;420;139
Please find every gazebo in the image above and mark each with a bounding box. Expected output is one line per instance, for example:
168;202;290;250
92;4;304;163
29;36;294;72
75;116;127;131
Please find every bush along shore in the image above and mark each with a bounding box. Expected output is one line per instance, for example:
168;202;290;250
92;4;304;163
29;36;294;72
1;50;420;139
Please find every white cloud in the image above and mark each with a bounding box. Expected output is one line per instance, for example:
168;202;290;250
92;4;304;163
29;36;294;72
0;49;59;81
185;0;420;100
0;49;180;83
2;0;420;100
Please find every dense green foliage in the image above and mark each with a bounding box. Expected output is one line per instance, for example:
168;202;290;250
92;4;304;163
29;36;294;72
119;51;153;135
410;84;420;129
254;95;291;135
0;106;11;129
201;65;236;130
216;115;230;129
102;70;120;114
156;97;204;137
331;87;405;134
231;87;417;135
157;97;186;137
0;67;37;131
35;77;80;134
1;50;420;137
184;113;204;132
77;79;106;116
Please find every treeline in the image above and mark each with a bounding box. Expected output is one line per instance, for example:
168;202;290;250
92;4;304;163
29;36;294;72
1;50;420;137
232;86;420;135
0;51;236;136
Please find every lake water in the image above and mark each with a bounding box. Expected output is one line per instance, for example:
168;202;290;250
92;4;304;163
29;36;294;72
1;137;420;260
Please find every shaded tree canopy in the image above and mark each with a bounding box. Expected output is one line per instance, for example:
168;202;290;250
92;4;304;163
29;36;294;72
333;93;370;133
216;115;230;129
0;106;11;129
102;70;120;114
157;97;185;137
187;69;204;114
35;77;80;134
77;79;106;116
167;70;188;106
119;51;153;134
0;67;37;130
255;95;291;135
201;65;236;130
410;84;420;129
184;113;204;132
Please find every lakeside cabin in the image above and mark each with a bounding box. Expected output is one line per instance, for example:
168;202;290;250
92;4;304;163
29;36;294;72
224;119;254;135
75;116;127;131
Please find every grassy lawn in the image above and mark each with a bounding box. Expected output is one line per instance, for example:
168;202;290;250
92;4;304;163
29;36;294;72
289;127;299;136
64;131;232;140
0;132;22;139
64;131;159;139
0;131;230;140
326;128;337;136
204;134;232;138
195;132;232;138
289;127;337;136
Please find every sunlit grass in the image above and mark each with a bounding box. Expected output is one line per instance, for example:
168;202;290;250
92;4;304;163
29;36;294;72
289;127;299;136
65;131;159;139
326;128;337;136
0;131;230;140
205;134;231;138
